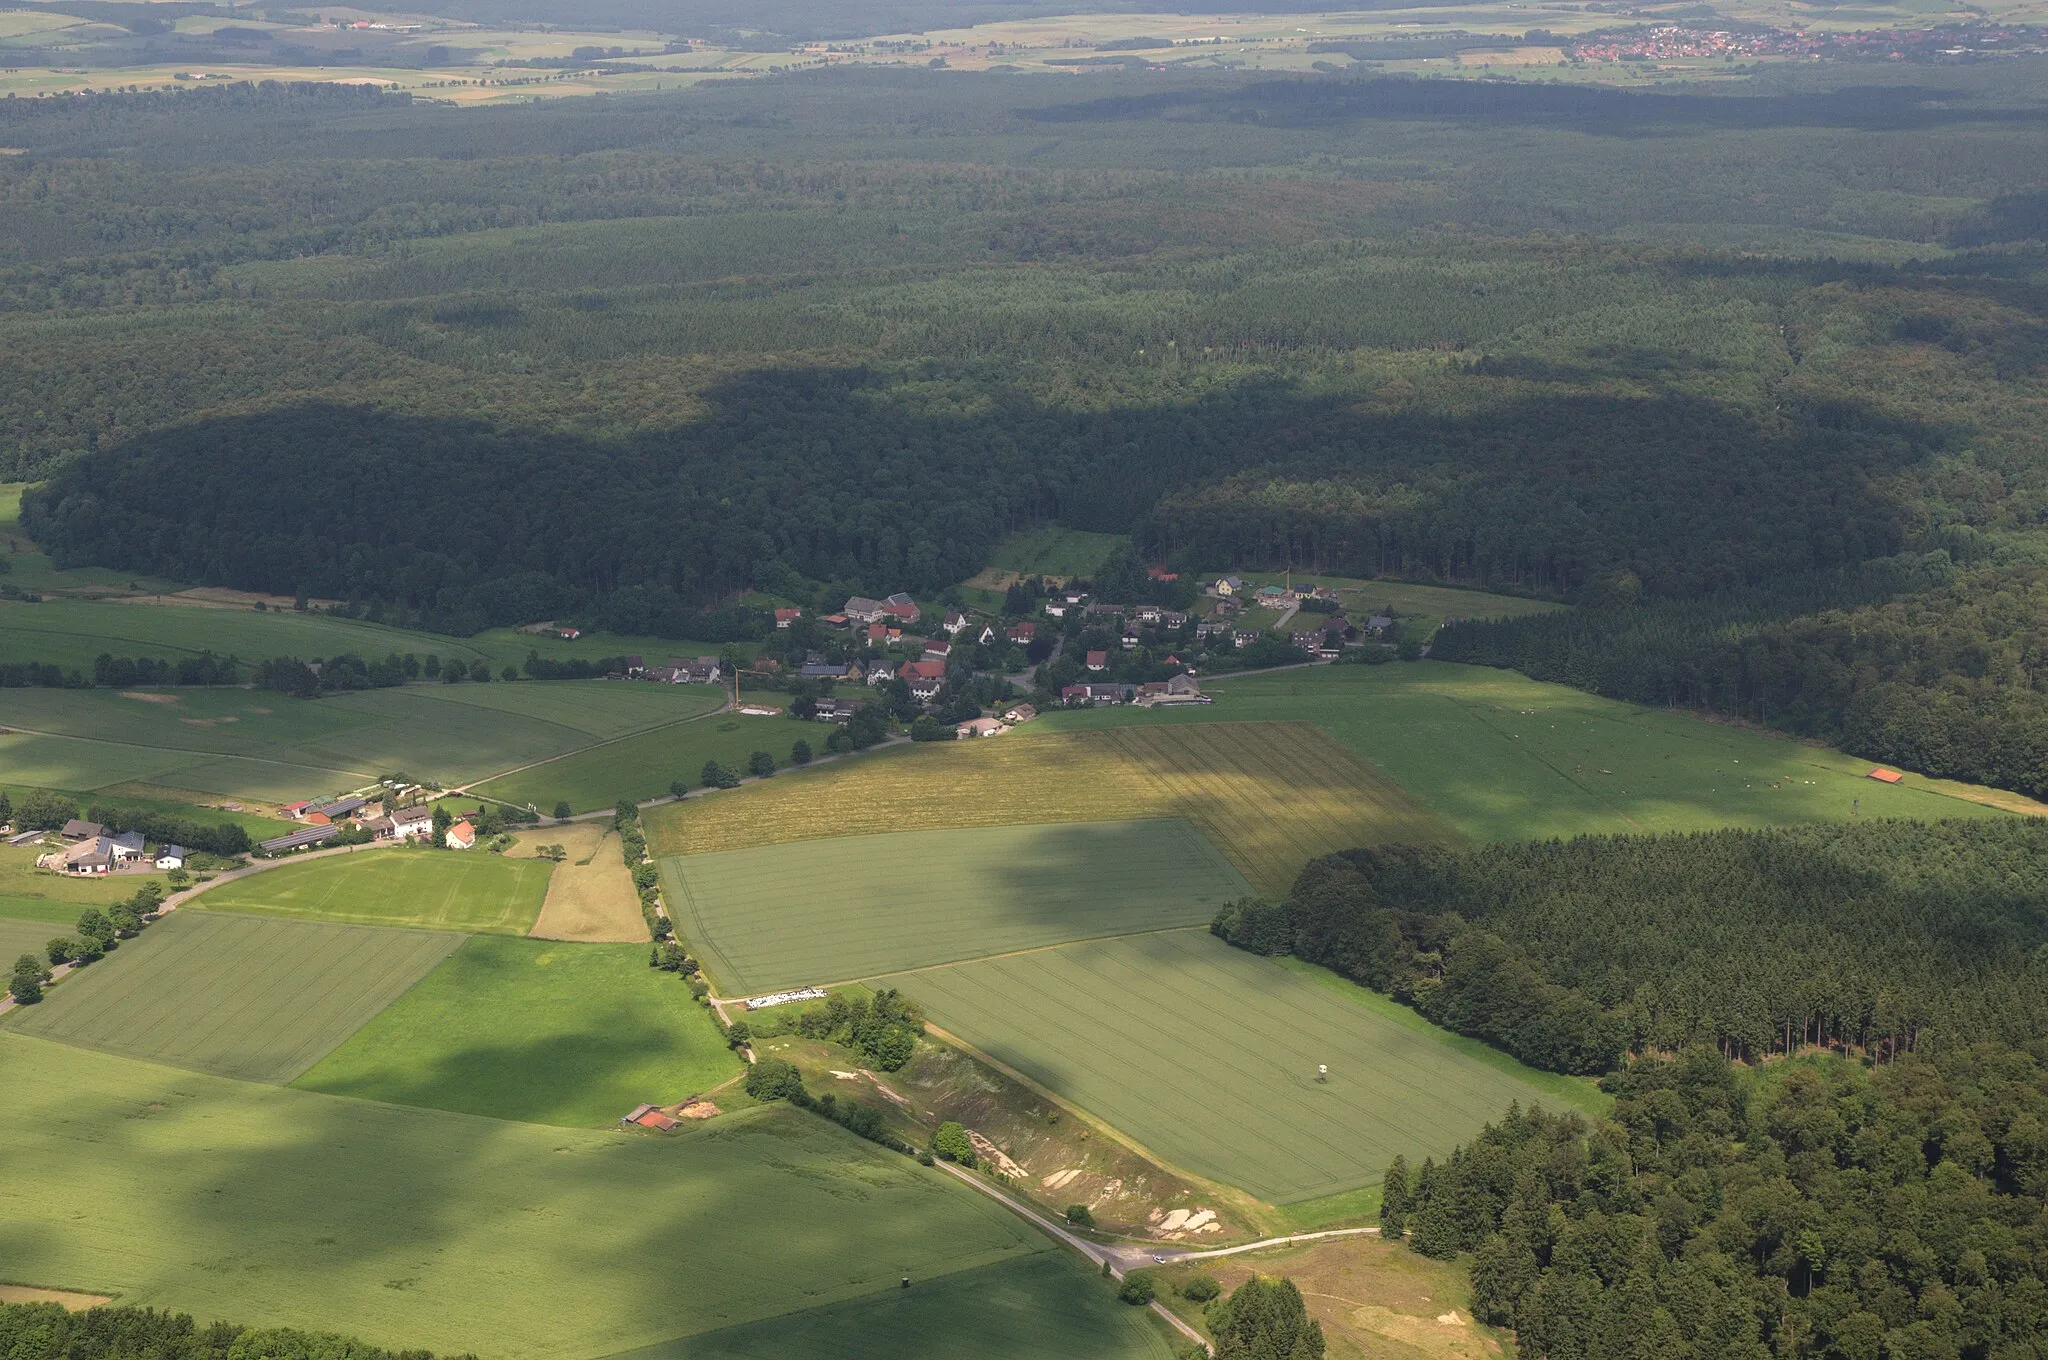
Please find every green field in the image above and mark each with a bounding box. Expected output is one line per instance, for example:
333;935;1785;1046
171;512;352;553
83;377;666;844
0;1033;1053;1359
0;680;724;803
625;1253;1172;1360
883;929;1593;1204
297;936;741;1126
3;912;462;1082
194;849;553;935
0;914;58;968
1046;662;2016;843
474;709;817;814
664;819;1251;995
0;845;150;913
0;598;501;674
987;525;1130;579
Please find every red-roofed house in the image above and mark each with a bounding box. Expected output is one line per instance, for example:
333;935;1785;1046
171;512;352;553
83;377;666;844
1085;650;1108;672
897;659;947;699
636;1110;679;1131
774;608;803;628
1008;621;1036;643
922;639;952;662
445;820;477;850
868;622;888;645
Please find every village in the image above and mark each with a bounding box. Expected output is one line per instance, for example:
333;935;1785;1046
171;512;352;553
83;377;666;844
602;571;1403;742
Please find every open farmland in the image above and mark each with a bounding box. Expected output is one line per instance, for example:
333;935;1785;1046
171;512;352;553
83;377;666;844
1046;663;2022;843
0;915;57;968
194;848;552;935
0;1033;1059;1360
0;844;150;916
297;936;736;1125
648;722;1455;896
473;708;820;814
0;597;501;674
518;824;647;943
4;911;461;1082
882;929;1591;1204
627;1253;1171;1360
665;818;1250;995
0;680;724;804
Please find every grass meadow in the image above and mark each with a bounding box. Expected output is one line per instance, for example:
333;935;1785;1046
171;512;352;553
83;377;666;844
1047;662;2019;843
649;721;1454;896
0;845;151;915
0;679;724;805
4;911;462;1082
297;936;739;1126
626;1253;1173;1360
0;1033;1050;1360
988;525;1129;579
194;848;552;935
474;709;820;814
664;818;1250;994
0;915;58;967
883;929;1587;1205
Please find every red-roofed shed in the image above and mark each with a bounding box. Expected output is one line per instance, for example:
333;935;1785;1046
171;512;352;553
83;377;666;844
1867;768;1904;784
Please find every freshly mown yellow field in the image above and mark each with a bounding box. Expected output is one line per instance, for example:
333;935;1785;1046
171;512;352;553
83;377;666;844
646;722;1457;896
512;824;647;943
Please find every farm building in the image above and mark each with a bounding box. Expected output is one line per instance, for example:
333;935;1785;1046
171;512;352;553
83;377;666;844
110;831;146;862
391;806;434;840
61;819;105;841
957;718;1007;739
1868;768;1905;784
60;837;115;874
1003;703;1037;724
259;824;339;854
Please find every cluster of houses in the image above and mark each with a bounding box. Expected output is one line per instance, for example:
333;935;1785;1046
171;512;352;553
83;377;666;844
606;656;723;685
46;820;189;875
1060;673;1208;708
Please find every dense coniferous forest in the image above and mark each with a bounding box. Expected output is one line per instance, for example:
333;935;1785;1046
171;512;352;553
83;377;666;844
0;1301;468;1360
1381;1045;2048;1360
7;63;2048;785
1215;820;2048;1072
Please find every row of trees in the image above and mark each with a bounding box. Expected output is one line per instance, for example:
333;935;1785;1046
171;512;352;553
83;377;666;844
253;652;518;697
84;805;251;858
1215;818;2048;1075
1382;1044;2048;1360
0;652;238;690
0;1299;468;1360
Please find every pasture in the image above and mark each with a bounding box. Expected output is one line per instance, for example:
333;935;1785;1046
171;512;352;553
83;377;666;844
474;709;819;814
648;722;1456;896
3;912;461;1082
193;848;552;935
295;936;737;1126
664;819;1250;994
1048;662;2018;844
0;844;146;913
630;1254;1172;1360
883;929;1586;1204
989;525;1129;579
0;914;56;967
516;824;647;943
0;1034;1050;1360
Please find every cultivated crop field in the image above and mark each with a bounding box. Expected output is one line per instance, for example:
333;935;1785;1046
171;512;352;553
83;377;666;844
194;848;552;935
0;914;56;967
1048;663;2019;843
649;722;1453;896
631;1253;1172;1360
473;708;816;814
0;1034;1054;1360
883;929;1583;1204
297;936;736;1125
0;597;502;673
4;911;462;1082
665;818;1250;995
517;824;647;943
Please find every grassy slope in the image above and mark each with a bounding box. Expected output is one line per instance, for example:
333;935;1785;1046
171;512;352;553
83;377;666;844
0;1033;1048;1360
664;818;1250;995
295;935;739;1125
882;929;1573;1204
193;848;552;935
3;911;463;1083
627;1253;1173;1360
988;525;1130;579
1047;662;2013;843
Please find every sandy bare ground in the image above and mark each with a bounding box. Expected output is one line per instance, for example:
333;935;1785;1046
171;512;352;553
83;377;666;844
0;1285;113;1309
514;825;648;943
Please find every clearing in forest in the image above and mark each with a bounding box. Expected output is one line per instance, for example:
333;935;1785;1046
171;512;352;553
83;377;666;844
294;935;737;1126
663;818;1250;994
647;722;1454;897
880;929;1584;1204
516;824;647;943
3;911;461;1083
193;847;552;935
0;1033;1059;1360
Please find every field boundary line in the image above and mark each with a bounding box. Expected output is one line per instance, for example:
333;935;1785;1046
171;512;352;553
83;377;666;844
454;697;733;791
1442;695;1644;830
